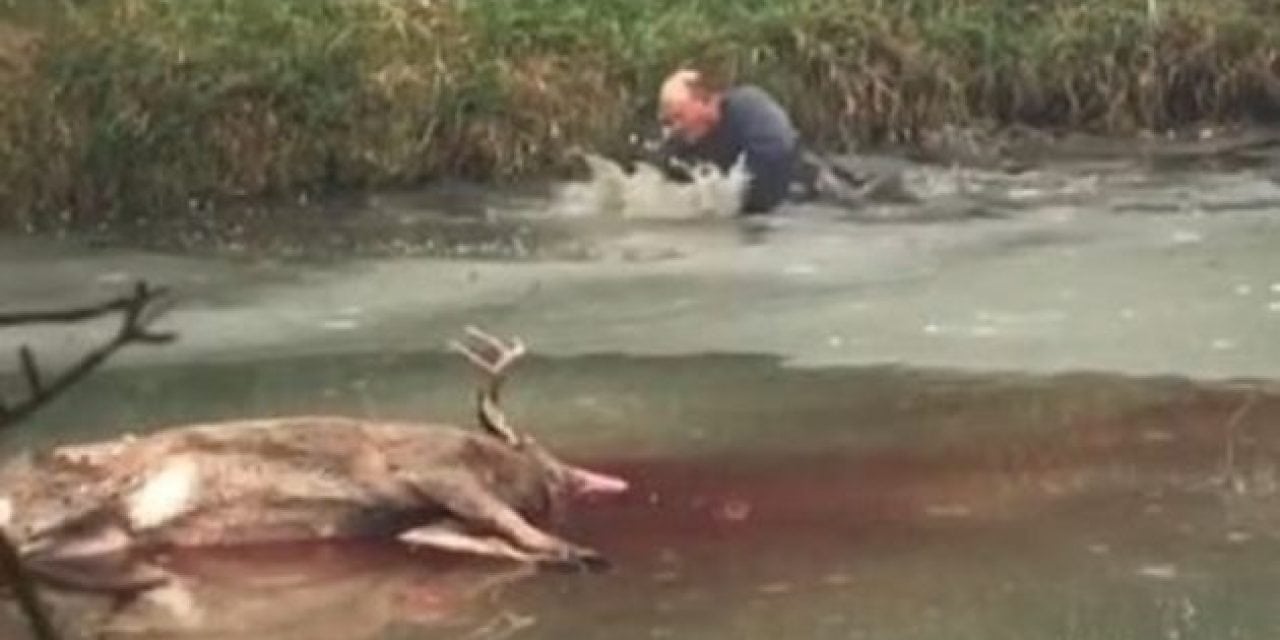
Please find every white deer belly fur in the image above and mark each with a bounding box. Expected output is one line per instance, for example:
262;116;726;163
126;456;200;531
0;496;12;531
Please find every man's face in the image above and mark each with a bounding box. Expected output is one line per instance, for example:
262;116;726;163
660;91;718;143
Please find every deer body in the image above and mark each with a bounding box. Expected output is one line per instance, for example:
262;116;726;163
0;329;628;593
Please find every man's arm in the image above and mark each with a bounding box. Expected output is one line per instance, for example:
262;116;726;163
739;143;795;214
717;86;801;214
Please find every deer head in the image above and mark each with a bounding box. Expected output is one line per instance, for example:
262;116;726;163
448;327;628;498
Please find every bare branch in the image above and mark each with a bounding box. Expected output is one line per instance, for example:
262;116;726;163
0;281;175;431
19;347;41;398
0;294;136;327
0;280;178;640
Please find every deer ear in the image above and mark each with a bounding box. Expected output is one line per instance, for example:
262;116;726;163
478;393;522;447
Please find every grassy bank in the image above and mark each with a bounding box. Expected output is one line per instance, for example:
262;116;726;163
1;0;1279;229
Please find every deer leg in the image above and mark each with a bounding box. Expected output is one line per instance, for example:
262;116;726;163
408;475;607;572
398;520;537;563
23;554;171;595
19;513;170;596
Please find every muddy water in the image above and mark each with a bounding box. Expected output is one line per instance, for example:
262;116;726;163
4;353;1280;639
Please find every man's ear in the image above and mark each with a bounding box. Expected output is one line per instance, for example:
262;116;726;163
689;85;715;103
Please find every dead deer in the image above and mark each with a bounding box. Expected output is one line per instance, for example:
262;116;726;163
0;327;628;594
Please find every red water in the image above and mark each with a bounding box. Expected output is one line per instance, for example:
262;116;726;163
26;374;1280;639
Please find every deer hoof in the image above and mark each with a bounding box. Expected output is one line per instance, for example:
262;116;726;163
538;546;610;574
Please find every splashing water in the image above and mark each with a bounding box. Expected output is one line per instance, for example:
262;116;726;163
554;153;750;220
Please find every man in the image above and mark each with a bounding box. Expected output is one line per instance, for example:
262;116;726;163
652;69;812;215
641;68;917;216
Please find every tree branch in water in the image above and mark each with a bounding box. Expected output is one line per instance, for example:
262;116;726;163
0;281;175;429
0;280;177;640
0;535;57;640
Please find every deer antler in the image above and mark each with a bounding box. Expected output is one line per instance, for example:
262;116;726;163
448;326;527;446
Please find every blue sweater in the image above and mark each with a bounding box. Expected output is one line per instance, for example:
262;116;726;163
663;85;800;214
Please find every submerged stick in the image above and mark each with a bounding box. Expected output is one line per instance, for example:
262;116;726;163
0;533;58;640
1220;390;1259;493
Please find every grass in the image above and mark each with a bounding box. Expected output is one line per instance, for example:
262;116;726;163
0;0;1278;229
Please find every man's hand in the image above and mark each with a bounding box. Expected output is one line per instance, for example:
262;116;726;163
627;132;695;183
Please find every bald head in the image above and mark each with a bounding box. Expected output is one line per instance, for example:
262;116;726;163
659;69;702;107
657;69;722;143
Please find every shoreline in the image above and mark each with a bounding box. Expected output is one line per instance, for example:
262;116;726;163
2;0;1279;231
7;122;1280;261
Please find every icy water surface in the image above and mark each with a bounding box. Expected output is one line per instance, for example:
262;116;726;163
2;149;1280;638
3;353;1279;639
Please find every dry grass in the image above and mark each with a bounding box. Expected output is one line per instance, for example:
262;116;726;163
0;0;1278;229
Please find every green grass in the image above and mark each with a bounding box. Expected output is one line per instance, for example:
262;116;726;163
1;0;1278;229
